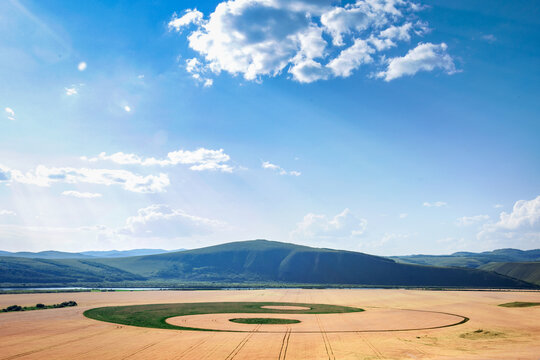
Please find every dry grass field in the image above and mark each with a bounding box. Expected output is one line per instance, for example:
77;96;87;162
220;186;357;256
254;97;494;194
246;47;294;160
1;289;539;359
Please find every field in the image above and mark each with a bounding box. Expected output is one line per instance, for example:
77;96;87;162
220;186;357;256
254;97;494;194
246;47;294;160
1;289;539;359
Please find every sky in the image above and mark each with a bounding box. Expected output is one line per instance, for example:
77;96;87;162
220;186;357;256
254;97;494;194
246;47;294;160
0;0;539;255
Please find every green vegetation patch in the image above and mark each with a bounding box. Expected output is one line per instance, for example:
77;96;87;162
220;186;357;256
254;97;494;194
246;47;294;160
229;317;300;325
84;302;363;332
460;329;504;340
2;301;77;313
498;301;540;308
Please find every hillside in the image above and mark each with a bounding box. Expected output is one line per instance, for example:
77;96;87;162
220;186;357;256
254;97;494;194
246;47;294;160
392;248;540;268
1;240;536;288
480;262;540;286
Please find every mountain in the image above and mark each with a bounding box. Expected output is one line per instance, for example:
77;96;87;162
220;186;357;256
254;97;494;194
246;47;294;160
80;249;175;258
391;248;540;268
0;240;536;288
480;262;540;286
0;249;178;259
0;250;93;259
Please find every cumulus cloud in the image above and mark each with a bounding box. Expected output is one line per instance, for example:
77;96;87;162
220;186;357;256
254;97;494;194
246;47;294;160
377;42;457;81
123;105;131;112
478;195;540;246
423;201;447;208
291;208;367;240
0;209;16;216
84;148;234;172
62;190;102;199
169;0;454;84
456;214;489;227
262;161;300;176
5;107;16;121
119;204;225;238
78;61;87;71
0;164;169;193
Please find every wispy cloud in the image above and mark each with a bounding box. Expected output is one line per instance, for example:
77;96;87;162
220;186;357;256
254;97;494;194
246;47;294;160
84;148;234;172
456;214;489;226
5;107;16;121
62;190;102;199
423;201;447;208
0;164;169;193
291;208;367;240
262;161;301;176
0;209;16;216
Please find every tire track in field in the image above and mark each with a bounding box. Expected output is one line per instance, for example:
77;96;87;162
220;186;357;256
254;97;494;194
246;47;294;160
120;340;163;359
355;333;383;359
315;315;335;360
1;328;116;360
224;324;261;360
174;334;215;360
278;327;291;360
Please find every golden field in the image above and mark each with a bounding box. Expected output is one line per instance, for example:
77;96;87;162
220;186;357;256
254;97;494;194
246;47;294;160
1;289;539;359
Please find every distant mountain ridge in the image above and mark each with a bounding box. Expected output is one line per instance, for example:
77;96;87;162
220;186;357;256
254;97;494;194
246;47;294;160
391;248;540;268
0;249;179;259
0;240;536;289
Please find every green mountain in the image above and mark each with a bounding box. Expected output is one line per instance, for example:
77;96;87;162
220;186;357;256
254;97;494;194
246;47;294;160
0;240;536;288
391;248;540;268
480;262;540;286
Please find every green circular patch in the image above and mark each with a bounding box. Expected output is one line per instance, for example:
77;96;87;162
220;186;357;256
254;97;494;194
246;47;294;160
229;317;301;325
84;302;363;332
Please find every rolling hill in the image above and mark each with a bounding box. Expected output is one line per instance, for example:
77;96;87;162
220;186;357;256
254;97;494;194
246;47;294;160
480;262;540;286
0;240;536;288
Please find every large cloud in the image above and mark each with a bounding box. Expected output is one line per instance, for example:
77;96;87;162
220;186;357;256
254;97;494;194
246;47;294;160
83;147;233;172
169;0;454;84
291;208;367;240
478;195;540;247
0;164;169;193
119;204;225;238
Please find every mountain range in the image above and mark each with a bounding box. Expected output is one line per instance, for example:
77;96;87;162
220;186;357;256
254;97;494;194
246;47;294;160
1;240;538;288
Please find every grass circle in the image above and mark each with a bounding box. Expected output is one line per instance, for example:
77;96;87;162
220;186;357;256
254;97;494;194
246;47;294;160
229;318;301;325
84;302;363;332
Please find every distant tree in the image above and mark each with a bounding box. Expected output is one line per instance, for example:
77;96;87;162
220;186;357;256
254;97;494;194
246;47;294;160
36;303;45;309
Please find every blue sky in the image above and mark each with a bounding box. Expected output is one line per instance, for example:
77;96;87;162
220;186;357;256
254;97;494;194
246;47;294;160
0;0;539;254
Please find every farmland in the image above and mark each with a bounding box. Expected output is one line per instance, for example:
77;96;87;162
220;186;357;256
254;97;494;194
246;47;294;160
1;288;539;359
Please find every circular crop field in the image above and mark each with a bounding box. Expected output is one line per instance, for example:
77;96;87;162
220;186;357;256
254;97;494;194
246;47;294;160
84;302;362;332
84;302;468;333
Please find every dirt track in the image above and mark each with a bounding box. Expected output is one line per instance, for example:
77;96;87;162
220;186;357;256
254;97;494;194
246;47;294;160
1;289;539;359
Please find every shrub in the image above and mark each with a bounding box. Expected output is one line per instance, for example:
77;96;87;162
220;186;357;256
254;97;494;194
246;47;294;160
36;303;45;309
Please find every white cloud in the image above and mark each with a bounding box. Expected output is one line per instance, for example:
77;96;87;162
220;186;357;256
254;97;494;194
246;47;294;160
423;201;447;208
78;61;87;71
327;39;374;77
494;204;504;209
481;34;496;43
65;87;78;96
478;195;540;247
119;204;225;238
5;107;16;121
377;42;457;81
456;214;489;227
168;9;204;31
291;208;367;240
0;209;16;216
124;105;131;112
169;0;452;84
85;147;234;172
62;190;102;199
399;213;408;218
0;164;169;193
262;161;300;176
